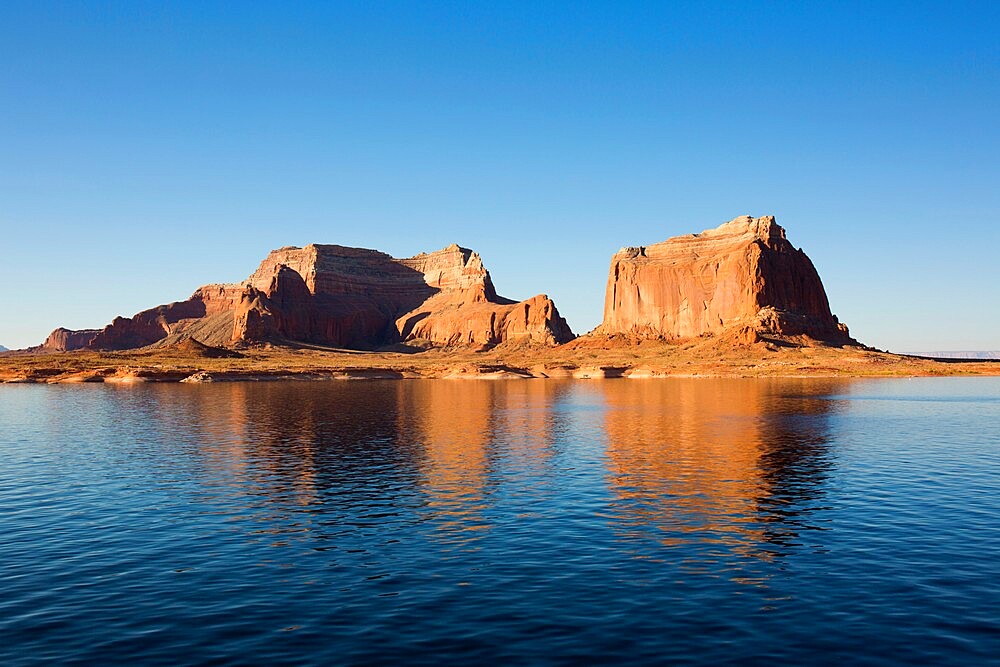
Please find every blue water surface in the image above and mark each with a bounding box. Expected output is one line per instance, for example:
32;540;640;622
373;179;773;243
1;377;998;665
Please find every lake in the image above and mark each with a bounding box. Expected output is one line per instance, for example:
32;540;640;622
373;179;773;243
1;378;998;664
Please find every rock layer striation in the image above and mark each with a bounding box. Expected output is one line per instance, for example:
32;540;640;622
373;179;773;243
597;215;851;343
40;244;574;351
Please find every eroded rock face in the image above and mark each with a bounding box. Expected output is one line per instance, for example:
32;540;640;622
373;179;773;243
597;215;851;342
400;292;573;347
40;243;574;351
40;328;102;352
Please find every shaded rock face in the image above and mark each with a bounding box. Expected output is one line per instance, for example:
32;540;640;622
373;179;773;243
40;328;103;352
40;244;574;351
597;216;851;342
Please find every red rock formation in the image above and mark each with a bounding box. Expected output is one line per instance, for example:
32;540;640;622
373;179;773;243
39;328;102;352
597;215;851;343
400;293;572;347
39;243;574;351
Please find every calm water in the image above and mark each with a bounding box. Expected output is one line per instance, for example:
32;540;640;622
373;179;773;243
1;378;998;665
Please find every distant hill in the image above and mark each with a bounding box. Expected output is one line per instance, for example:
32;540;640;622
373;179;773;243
905;351;1000;360
0;345;8;352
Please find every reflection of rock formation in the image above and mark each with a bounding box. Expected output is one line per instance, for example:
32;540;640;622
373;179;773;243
751;391;842;550
102;379;841;567
170;383;427;519
396;380;565;543
601;379;842;560
397;381;494;540
486;381;564;479
123;381;570;549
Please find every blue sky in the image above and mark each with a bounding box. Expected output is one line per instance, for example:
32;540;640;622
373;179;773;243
1;1;997;351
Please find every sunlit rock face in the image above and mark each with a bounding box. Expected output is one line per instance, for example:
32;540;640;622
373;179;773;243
38;328;102;352
38;243;575;351
597;215;851;342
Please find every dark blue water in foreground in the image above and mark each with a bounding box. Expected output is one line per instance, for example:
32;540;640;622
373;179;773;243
1;378;999;665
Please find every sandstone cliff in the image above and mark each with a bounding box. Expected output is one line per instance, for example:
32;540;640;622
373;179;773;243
597;215;852;343
40;328;103;352
39;244;574;351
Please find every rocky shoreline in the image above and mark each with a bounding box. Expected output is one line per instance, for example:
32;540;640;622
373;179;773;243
4;340;999;384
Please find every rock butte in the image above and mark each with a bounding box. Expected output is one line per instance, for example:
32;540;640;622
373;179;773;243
39;243;575;351
32;216;852;355
13;216;1000;382
595;215;853;345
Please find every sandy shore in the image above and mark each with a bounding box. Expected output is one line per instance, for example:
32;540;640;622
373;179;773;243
3;337;999;383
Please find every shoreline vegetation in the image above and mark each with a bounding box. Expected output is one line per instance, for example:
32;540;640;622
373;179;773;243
3;336;999;384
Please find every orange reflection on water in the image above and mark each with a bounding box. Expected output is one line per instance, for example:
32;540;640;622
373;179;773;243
601;378;844;561
223;383;321;508
125;378;845;563
398;380;565;542
398;381;492;538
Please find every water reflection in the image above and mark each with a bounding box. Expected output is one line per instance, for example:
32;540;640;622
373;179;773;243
119;379;843;561
601;379;843;561
395;381;567;543
6;378;997;664
140;381;573;549
397;381;495;539
152;383;428;550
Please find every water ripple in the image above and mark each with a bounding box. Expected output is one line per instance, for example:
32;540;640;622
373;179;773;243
0;378;998;664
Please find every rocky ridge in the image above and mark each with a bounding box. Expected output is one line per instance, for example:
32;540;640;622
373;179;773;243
39;243;575;352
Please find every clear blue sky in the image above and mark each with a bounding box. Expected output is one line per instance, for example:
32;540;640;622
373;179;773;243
1;1;998;351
